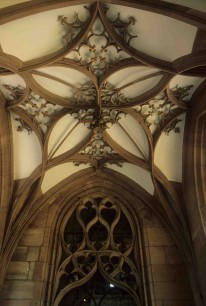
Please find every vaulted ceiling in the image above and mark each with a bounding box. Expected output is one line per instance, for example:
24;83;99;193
0;2;206;305
0;0;206;271
0;0;205;193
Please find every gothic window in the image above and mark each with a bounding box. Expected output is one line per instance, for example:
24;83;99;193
53;197;143;306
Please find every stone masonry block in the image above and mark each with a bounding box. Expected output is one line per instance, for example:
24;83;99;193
149;247;166;264
0;301;31;306
11;247;27;262
3;280;35;299
147;228;174;247
155;301;194;306
27;247;39;262
153;264;189;282
19;228;45;247
6;262;29;280
152;265;180;282
152;215;164;228
164;247;183;264
154;281;194;300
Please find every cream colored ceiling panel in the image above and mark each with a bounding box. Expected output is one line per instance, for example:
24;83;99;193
161;0;206;12
0;74;26;100
154;113;186;182
48;114;90;159
52;124;90;158
41;162;90;194
0;0;31;9
48;114;78;157
33;74;74;98
118;114;149;158
169;75;205;101
33;68;97;105
35;67;90;86
121;75;162;99
107;123;146;158
105;66;162;99
107;5;197;61
0;5;89;61
11;113;42;179
107;163;154;195
106;67;160;87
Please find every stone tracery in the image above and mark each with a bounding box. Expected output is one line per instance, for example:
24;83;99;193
54;196;142;306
